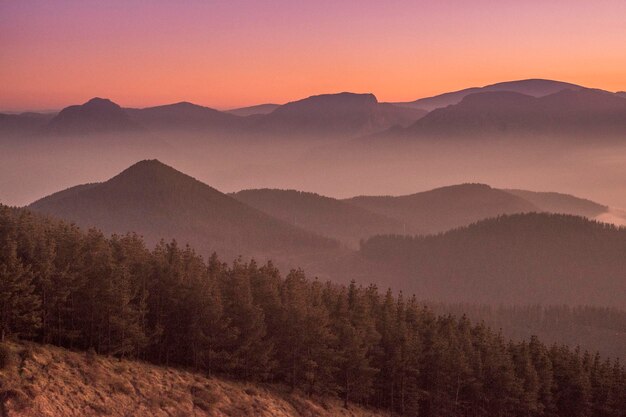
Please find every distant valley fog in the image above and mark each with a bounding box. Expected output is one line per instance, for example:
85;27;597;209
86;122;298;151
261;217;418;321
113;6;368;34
3;130;626;211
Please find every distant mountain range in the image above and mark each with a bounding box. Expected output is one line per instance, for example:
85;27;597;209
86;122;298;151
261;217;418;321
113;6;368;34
396;88;626;139
6;78;623;140
393;79;586;111
2;93;426;138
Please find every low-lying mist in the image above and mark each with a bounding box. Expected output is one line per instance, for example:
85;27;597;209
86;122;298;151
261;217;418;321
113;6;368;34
3;130;626;211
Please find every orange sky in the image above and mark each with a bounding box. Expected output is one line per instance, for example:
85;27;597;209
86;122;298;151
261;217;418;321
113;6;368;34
1;0;625;111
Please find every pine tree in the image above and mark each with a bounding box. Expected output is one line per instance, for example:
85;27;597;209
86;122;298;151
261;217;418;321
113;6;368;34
0;239;41;341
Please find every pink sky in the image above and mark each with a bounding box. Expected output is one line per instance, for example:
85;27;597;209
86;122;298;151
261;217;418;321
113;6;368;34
1;0;625;111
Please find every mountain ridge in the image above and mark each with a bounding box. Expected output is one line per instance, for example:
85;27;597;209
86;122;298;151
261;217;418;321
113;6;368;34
29;159;339;265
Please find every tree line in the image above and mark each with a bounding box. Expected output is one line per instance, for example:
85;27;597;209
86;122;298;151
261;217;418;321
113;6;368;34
1;205;624;416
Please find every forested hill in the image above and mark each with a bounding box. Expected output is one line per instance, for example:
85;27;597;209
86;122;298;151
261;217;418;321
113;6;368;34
28;160;339;265
503;189;608;218
344;183;538;234
1;204;625;417
359;213;626;307
232;188;406;247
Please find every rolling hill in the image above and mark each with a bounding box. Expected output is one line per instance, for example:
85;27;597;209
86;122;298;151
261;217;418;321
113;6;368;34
358;213;626;307
344;183;539;234
394;78;586;111
232;188;406;247
28;160;338;265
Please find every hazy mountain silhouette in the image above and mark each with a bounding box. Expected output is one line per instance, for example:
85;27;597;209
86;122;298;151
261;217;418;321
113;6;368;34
616;91;626;98
29;160;338;263
45;97;140;135
0;112;55;137
253;92;427;138
125;101;242;132
399;88;626;139
344;183;538;234
226;103;280;117
504;189;608;218
358;213;626;307
395;78;585;111
232;188;406;247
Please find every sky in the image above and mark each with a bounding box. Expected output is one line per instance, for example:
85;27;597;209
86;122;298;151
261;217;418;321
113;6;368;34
1;0;626;111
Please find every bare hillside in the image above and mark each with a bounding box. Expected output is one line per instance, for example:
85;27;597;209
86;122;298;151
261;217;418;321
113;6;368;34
0;342;383;417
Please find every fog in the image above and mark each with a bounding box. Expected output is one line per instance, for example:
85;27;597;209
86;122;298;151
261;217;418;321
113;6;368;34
3;130;626;211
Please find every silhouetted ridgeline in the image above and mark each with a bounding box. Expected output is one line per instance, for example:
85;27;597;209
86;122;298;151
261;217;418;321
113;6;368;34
359;213;626;307
1;205;625;416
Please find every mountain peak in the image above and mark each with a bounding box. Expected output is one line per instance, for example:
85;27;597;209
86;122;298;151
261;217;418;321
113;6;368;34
110;159;192;185
83;97;120;108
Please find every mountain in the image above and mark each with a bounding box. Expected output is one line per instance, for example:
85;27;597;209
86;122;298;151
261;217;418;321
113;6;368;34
359;213;626;307
399;88;626;139
226;103;280;117
253;92;427;138
125;101;242;132
0;112;55;137
616;91;626;98
344;183;538;234
504;189;608;218
232;188;405;247
394;78;586;111
28;160;338;263
45;98;140;135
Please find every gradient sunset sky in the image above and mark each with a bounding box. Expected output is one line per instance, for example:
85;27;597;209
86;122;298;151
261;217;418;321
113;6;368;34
1;0;625;111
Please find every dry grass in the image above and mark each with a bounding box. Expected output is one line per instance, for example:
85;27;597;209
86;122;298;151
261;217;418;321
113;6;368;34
1;341;386;417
